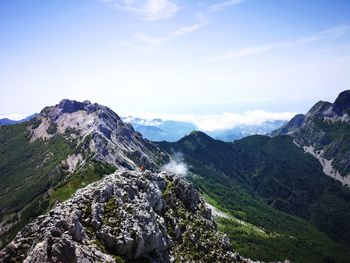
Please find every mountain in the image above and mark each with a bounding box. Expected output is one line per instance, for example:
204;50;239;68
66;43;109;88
0;99;167;248
272;90;350;186
1;170;248;263
122;117;197;142
3;95;350;262
124;116;286;142
0;114;37;125
0;99;256;262
211;120;287;141
157;132;350;262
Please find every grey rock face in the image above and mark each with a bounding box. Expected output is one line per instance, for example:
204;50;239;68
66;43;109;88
0;170;248;263
29;99;168;171
270;114;305;136
333;90;350;115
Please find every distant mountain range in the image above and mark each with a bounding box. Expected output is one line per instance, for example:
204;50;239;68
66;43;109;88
0;114;37;125
2;114;286;143
122;117;197;142
123;116;286;142
210;120;286;141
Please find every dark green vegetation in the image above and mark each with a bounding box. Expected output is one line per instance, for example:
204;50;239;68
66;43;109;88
0;122;71;217
311;118;350;176
157;132;350;262
161;176;236;262
0;122;73;246
50;160;116;203
0;121;115;248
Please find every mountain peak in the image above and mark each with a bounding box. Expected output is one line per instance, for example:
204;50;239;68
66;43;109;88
304;90;350;119
57;99;116;115
29;99;168;171
333;90;350;115
270;114;305;136
306;100;332;117
58;99;92;113
183;130;214;141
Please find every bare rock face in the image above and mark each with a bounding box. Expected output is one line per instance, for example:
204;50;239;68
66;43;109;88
29;99;168;171
0;170;250;263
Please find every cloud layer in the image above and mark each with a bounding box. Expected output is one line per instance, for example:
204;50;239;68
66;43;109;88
121;109;297;132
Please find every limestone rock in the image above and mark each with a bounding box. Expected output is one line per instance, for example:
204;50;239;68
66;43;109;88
0;170;252;263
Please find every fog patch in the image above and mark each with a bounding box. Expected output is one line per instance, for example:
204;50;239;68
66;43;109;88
162;152;188;176
162;160;188;176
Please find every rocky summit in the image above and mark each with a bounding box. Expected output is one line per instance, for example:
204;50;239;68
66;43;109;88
29;99;167;171
0;170;252;263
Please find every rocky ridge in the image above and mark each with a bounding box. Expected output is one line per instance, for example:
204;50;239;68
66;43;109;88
0;170;254;263
0;99;169;249
272;90;350;186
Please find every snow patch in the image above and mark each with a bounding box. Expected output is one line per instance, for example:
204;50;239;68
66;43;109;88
303;145;350;187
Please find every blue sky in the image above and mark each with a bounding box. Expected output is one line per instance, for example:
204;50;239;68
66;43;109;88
1;0;350;128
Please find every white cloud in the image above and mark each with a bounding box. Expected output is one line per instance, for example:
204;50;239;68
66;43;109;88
210;25;350;61
120;109;297;132
114;0;179;21
190;110;296;131
170;22;206;37
161;159;188;176
123;116;162;126
209;0;245;12
134;19;207;45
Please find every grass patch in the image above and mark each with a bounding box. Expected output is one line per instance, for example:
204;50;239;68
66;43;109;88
50;160;117;202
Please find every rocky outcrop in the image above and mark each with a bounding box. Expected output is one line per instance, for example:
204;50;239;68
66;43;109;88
272;90;350;186
29;99;168;171
333;90;350;115
0;170;251;263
